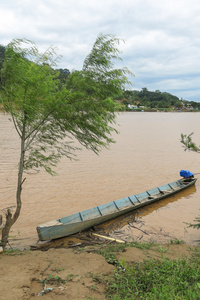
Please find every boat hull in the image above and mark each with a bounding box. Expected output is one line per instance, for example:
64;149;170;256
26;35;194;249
37;177;196;241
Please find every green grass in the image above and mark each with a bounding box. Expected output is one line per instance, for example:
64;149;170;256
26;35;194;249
169;238;185;245
39;273;66;285
101;251;200;299
3;249;25;256
96;241;155;265
88;241;200;299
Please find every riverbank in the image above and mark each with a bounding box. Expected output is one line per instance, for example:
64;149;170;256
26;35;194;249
0;240;199;299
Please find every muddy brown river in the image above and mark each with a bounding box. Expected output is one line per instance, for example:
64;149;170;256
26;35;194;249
0;112;200;248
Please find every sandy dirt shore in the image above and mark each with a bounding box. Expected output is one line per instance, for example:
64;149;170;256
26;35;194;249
0;242;199;300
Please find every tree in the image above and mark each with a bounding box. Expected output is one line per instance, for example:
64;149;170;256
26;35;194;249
56;68;70;87
181;133;200;230
181;133;200;153
0;45;5;89
0;35;132;250
0;45;5;68
189;216;200;229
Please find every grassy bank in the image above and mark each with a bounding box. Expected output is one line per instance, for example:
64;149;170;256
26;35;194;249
90;241;200;300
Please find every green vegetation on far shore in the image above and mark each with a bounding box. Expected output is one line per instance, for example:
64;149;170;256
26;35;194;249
117;88;200;112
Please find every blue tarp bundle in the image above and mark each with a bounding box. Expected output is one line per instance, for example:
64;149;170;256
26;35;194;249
180;170;194;178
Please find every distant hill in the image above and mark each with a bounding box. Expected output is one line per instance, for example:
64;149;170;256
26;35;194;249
116;88;200;110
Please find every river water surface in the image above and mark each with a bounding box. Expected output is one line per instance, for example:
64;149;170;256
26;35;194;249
0;112;200;248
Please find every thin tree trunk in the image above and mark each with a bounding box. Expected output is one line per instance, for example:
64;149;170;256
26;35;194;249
1;117;26;250
1;209;12;249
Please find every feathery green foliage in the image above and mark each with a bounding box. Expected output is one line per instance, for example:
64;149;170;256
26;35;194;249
181;133;200;153
180;133;200;230
0;34;132;249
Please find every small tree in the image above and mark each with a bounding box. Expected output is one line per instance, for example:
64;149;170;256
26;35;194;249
0;34;132;249
181;133;200;230
189;216;200;230
181;133;200;153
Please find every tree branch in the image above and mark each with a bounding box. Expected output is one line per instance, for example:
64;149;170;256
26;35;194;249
11;112;22;138
24;109;55;150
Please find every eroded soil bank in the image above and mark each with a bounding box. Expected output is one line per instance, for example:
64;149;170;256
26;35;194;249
0;242;199;300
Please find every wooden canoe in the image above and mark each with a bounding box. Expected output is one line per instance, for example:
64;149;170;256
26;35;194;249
36;177;197;241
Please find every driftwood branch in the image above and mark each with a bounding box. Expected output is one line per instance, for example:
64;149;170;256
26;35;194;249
92;233;125;244
128;222;149;235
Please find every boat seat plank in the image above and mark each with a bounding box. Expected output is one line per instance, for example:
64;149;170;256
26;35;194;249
79;212;83;221
113;201;120;210
160;190;171;194
97;206;103;216
81;207;102;220
158;184;171;192
128;195;139;204
60;213;82;224
169;181;179;187
135;191;149;202
169;181;183;190
115;197;134;209
147;188;160;196
98;202;118;215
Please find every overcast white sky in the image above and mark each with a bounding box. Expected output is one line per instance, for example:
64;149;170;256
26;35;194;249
1;0;200;101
